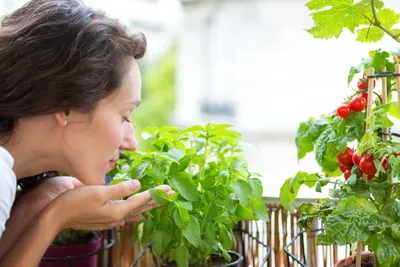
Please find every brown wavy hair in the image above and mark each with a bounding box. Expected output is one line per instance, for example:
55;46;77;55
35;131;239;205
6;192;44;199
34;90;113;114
0;0;147;192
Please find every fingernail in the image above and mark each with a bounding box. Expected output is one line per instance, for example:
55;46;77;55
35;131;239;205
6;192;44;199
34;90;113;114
130;180;140;190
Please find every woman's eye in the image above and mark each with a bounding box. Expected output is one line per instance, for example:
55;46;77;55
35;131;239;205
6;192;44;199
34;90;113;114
123;117;131;123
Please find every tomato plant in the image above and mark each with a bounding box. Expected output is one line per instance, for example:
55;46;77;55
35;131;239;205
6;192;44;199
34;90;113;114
281;1;400;264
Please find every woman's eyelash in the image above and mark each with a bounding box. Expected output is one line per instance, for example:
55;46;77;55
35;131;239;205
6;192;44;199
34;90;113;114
124;117;131;123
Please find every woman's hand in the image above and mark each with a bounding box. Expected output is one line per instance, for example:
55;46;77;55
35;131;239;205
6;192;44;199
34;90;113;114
50;180;173;231
0;176;83;259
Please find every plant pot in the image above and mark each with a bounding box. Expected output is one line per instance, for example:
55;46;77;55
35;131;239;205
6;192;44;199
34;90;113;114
39;232;103;267
334;252;376;267
160;250;243;267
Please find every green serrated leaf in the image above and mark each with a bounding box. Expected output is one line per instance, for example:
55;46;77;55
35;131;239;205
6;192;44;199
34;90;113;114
315;128;340;173
356;27;385;42
306;0;360;39
182;215;201;248
171;172;199;201
376;8;400;29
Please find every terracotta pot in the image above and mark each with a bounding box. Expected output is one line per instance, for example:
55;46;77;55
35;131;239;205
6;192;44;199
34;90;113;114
334;252;375;267
39;232;103;267
160;250;243;267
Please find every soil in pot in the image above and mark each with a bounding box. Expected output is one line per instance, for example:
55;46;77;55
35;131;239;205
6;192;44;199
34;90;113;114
39;231;103;267
335;252;376;267
161;250;243;267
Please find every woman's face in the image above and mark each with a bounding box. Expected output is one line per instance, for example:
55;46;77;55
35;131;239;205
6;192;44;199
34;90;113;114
62;59;141;185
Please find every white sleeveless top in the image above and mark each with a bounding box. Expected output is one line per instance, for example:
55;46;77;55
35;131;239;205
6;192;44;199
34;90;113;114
0;147;16;239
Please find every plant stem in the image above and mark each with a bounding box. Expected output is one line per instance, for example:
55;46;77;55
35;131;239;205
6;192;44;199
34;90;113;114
352;1;400;44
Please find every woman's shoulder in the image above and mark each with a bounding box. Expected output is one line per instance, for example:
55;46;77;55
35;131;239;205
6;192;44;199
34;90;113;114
0;146;16;238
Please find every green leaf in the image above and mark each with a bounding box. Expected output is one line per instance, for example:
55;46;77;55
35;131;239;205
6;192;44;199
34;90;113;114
174;246;189;267
152;162;166;184
179;201;193;211
182;215;201;248
141;218;153;248
315;128;340;173
132;161;150;180
169;156;191;174
249;178;263;198
305;0;360;39
202;201;219;228
150;189;173;205
369;49;390;72
168;148;185;161
235;204;256;220
205;225;218;247
231;180;252;207
251;196;269;221
376;8;400;29
295;117;328;160
173;203;190;228
280;172;318;213
356;27;384;43
388;101;400;119
171;172;199;201
219;229;234;250
223;193;237;214
152;230;173;255
375;236;400;267
319;196;378;245
141;127;159;140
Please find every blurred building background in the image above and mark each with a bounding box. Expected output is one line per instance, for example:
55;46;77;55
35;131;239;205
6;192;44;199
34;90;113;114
1;0;400;198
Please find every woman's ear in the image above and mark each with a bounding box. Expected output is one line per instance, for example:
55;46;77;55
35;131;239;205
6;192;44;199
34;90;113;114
54;111;70;128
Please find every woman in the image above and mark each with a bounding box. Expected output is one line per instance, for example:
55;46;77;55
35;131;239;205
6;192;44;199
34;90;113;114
0;0;172;266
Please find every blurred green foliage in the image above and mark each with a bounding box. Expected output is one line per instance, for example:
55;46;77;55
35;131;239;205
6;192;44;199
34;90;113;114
133;45;177;149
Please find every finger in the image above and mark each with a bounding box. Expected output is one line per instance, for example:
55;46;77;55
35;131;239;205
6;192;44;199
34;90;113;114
104;180;141;200
125;214;143;223
71;220;126;230
71;177;85;188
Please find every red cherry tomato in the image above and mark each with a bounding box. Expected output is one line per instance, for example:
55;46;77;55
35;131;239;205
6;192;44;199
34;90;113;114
357;79;367;90
360;92;368;102
339;164;350;173
359;155;377;176
344;170;351;180
336;105;351;119
352;153;361;166
337;147;354;167
349;96;367;112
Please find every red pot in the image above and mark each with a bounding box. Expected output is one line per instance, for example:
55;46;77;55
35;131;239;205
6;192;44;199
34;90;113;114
39;232;103;267
334;252;375;267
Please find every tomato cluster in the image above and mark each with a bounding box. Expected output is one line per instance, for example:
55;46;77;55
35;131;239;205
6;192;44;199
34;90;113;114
335;72;374;119
336;147;385;181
